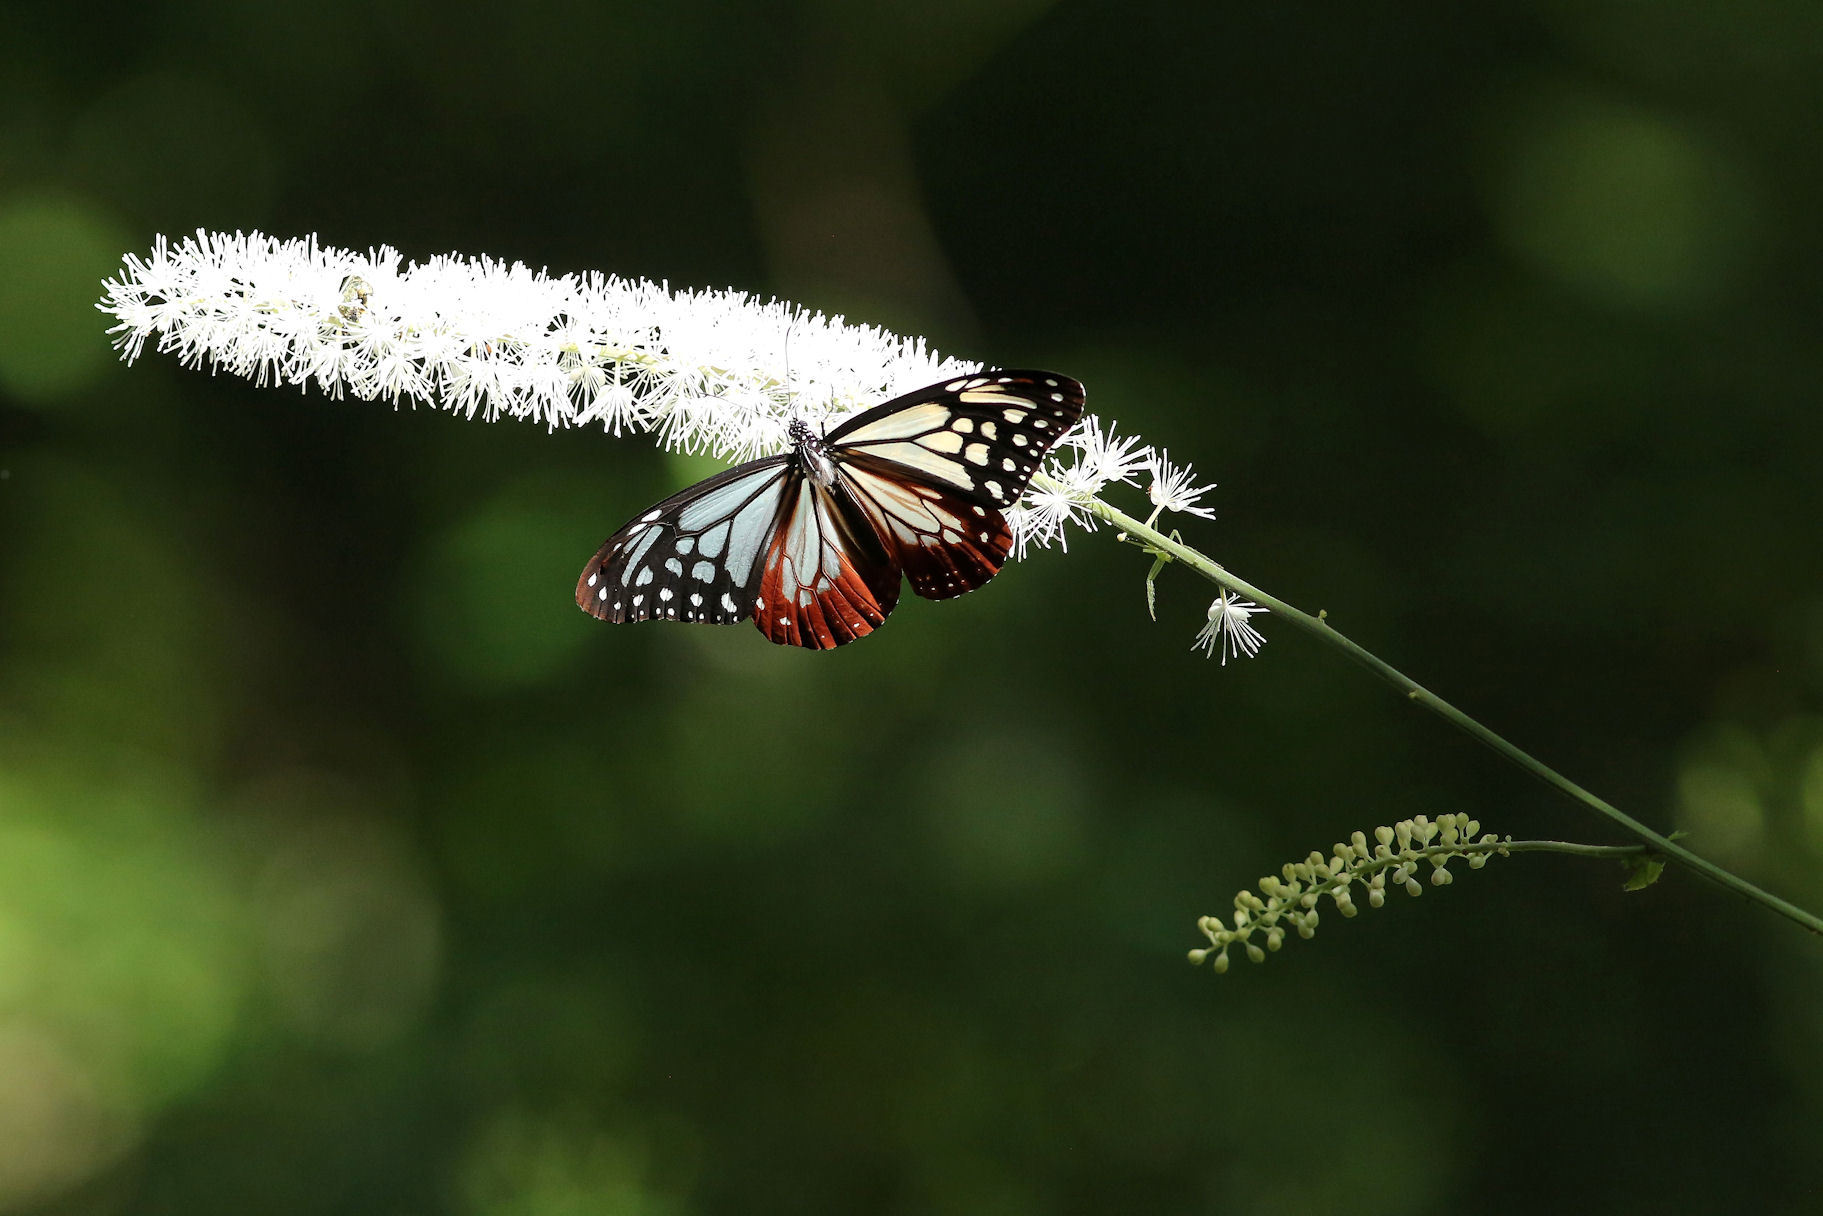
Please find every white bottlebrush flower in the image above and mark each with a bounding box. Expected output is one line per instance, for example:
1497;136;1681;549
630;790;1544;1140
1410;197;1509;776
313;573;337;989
98;230;978;465
1145;448;1217;520
1192;590;1268;664
98;229;1222;564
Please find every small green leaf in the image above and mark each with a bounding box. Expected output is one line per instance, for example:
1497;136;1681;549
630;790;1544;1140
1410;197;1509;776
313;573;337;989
1144;550;1169;621
1621;854;1666;891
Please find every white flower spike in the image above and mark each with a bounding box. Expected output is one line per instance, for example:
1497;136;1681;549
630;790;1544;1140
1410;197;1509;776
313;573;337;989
98;230;976;465
98;229;1226;569
1192;590;1268;664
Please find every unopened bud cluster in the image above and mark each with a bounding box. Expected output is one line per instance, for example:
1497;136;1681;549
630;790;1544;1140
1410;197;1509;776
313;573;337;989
1189;813;1508;972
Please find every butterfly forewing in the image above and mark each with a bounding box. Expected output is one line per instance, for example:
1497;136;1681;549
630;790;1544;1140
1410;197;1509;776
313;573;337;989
826;370;1086;509
754;479;900;649
575;456;795;625
825;369;1081;601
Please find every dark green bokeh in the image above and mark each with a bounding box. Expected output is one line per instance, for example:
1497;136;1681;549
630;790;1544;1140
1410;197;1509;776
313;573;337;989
4;1;1822;1212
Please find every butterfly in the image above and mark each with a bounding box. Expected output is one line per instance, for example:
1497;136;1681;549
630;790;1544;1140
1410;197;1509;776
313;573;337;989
575;370;1086;649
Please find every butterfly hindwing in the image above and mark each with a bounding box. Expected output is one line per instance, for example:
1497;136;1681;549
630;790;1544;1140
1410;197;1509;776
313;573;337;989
575;456;795;625
836;455;1012;601
825;369;1086;509
753;478;901;649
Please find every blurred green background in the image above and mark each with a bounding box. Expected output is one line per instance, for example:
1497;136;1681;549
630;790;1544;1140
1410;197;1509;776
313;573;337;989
4;1;1823;1212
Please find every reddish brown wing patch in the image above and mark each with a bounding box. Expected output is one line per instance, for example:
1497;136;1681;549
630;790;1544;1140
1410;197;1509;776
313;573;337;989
753;480;901;649
837;457;1012;601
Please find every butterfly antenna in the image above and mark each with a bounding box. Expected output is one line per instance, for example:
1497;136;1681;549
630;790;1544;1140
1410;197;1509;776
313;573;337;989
782;322;797;422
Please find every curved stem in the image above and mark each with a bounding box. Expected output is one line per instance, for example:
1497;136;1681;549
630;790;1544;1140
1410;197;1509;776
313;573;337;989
1468;839;1649;860
1048;477;1823;937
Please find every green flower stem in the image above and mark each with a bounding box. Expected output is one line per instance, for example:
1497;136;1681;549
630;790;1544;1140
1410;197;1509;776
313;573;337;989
1487;840;1649;860
1048;477;1823;938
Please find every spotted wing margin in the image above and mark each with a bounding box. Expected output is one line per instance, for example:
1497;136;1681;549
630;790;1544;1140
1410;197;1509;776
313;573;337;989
754;478;901;649
825;370;1086;510
833;455;1012;600
576;456;795;625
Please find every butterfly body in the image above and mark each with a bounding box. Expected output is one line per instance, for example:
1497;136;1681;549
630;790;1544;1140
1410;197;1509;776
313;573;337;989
576;370;1085;649
788;417;842;489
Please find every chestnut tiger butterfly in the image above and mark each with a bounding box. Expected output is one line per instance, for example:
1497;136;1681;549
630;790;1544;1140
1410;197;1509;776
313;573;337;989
575;370;1086;649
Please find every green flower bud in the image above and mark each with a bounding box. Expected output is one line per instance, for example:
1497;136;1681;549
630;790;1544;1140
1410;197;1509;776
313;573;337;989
1196;813;1507;974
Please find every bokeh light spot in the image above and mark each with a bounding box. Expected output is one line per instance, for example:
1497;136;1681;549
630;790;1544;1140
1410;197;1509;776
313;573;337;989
407;498;595;690
0;1020;136;1211
1676;760;1766;865
241;778;442;1052
0;763;250;1207
1801;743;1823;854
1487;86;1757;311
458;1109;689;1216
0;192;130;402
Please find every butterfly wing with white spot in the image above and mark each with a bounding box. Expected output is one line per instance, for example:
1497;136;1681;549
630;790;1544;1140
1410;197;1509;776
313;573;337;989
825;370;1085;510
826;370;1082;600
753;478;901;649
575;456;796;626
